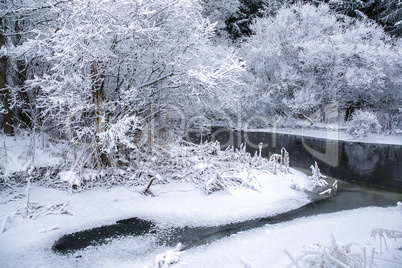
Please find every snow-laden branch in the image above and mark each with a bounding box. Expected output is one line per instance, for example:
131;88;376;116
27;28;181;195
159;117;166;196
285;235;377;268
371;226;402;253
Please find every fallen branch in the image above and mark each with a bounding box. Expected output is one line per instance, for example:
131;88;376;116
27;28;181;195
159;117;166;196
142;178;156;197
301;113;314;125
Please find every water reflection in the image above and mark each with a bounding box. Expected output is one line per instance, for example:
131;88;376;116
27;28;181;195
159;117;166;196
344;143;380;175
203;129;402;192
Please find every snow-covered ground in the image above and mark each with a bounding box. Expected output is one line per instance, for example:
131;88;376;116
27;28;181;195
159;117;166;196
0;169;312;266
0;175;401;268
1;131;401;268
177;207;402;268
0;132;69;174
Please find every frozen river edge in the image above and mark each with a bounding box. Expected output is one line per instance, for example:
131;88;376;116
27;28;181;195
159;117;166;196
0;168;401;267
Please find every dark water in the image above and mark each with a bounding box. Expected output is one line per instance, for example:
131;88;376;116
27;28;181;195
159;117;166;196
53;130;402;254
53;179;401;254
53;218;155;254
208;129;402;192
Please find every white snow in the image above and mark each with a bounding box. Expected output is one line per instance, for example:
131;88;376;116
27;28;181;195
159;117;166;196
178;207;402;268
0;131;401;268
0;176;401;267
0;133;66;174
59;170;80;187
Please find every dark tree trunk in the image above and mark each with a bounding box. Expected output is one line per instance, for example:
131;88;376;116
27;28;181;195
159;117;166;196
15;58;31;128
0;18;14;135
344;105;355;121
91;61;109;167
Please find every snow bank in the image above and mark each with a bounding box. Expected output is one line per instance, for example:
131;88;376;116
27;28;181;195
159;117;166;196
245;126;402;145
0;168;312;267
0;176;400;267
178;206;402;268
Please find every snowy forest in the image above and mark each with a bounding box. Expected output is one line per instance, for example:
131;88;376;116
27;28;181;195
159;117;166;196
1;0;401;172
0;0;402;267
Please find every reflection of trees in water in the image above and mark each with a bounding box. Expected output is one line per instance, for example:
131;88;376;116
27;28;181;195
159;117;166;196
377;145;402;181
344;142;402;180
344;143;380;175
213;129;402;189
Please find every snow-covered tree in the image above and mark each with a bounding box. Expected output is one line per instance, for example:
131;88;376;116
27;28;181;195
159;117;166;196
202;0;287;41
347;110;382;138
241;3;402;124
201;0;240;40
0;0;68;136
329;0;402;37
17;0;244;168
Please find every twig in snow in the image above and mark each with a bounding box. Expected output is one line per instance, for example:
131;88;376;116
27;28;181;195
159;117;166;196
142;178;156;197
1;215;8;233
240;256;256;268
371;226;402;253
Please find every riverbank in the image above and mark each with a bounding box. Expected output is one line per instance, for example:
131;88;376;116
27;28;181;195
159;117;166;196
1;130;401;267
244;125;402;145
0;181;400;267
0;169;315;267
176;206;402;268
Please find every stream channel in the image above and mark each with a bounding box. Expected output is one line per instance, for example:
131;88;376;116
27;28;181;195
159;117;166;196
53;130;402;255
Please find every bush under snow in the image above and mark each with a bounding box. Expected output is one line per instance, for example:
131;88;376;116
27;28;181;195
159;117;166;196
347;110;382;138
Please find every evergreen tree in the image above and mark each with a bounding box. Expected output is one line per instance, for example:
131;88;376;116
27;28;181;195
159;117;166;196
327;0;402;37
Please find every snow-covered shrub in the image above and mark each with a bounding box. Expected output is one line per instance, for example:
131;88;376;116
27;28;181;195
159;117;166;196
268;147;290;175
169;141;288;194
377;110;402;134
285;235;377;268
13;139;291;195
308;161;328;190
205;171;261;194
154;243;182;268
347;110;382;138
298;161;337;196
59;170;81;193
371;202;402;253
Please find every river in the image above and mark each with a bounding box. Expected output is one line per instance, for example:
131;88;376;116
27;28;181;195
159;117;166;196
208;129;402;192
53;130;402;254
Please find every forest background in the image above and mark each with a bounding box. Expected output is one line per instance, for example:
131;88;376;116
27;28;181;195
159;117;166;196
0;0;401;179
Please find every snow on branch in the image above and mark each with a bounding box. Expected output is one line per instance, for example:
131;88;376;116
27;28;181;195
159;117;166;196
371;226;402;253
371;203;402;253
16;200;75;220
285;235;377;268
